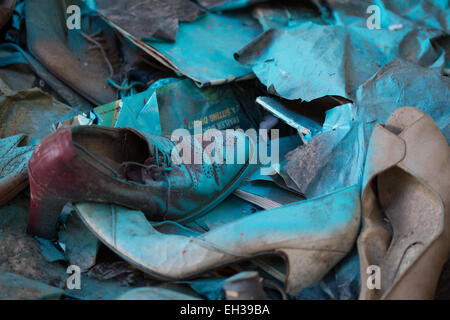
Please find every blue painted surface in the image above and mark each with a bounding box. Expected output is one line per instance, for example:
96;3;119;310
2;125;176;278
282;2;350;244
237;22;444;101
114;78;180;135
146;12;262;86
356;59;450;142
111;78;255;136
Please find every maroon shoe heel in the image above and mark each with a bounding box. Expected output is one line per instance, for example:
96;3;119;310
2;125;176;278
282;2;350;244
27;175;69;240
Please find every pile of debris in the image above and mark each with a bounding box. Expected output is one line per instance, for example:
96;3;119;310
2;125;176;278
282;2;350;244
0;0;449;300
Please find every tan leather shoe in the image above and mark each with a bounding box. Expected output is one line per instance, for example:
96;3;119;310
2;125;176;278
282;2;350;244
358;107;450;300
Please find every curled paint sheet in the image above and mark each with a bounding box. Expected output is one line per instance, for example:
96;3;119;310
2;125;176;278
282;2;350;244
94;78;179;130
355;58;450;143
326;0;449;31
100;11;262;87
283;58;449;198
236;22;444;101
284;109;365;198
113;78;180;135
116;92;162;135
94;90;155;128
146;12;262;86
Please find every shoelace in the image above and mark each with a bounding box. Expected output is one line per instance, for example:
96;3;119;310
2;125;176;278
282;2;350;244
81;30;114;78
121;144;174;218
107;78;147;99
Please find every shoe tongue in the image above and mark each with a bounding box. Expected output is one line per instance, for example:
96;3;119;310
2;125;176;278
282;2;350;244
124;166;145;183
122;157;157;184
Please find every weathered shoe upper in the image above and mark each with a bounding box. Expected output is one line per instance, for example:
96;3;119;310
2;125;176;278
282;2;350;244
28;125;255;222
124;130;257;222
